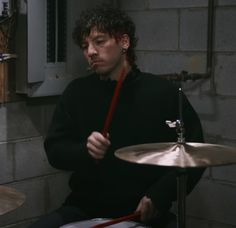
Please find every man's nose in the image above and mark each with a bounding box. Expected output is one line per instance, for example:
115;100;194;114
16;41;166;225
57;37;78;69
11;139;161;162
87;43;97;57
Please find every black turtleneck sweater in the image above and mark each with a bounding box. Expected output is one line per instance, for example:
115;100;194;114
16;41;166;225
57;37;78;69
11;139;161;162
44;67;204;218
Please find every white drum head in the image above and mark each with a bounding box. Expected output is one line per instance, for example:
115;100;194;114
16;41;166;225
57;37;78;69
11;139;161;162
60;218;149;227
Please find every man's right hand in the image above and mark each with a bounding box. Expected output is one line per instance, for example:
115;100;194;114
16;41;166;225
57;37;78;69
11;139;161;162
86;131;111;160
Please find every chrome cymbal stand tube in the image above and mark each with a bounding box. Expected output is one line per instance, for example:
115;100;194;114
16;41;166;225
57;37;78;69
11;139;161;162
177;85;185;144
166;85;187;228
177;170;187;228
176;86;187;228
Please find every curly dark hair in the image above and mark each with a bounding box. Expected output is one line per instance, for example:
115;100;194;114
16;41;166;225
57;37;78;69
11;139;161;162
73;4;138;65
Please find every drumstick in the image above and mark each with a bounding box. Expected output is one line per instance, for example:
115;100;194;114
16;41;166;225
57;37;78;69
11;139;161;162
90;211;141;228
101;67;126;136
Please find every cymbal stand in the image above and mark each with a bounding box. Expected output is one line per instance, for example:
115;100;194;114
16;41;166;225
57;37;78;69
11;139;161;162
166;85;187;228
177;86;187;228
176;168;187;228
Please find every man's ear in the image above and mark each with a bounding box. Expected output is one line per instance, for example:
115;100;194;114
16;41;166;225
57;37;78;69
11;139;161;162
120;34;130;49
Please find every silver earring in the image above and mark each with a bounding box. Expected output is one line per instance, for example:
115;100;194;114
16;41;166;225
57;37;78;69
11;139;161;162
122;48;127;54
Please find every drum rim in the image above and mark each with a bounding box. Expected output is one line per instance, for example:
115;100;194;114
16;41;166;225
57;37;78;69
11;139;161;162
60;217;150;227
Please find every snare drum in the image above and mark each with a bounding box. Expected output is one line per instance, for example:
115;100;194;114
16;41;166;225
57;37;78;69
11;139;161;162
60;218;149;228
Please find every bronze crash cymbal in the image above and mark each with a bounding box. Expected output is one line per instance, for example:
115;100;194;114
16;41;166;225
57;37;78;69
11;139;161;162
115;142;236;168
0;186;25;215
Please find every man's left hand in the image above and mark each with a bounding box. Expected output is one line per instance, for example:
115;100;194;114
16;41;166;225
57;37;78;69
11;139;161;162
136;196;159;222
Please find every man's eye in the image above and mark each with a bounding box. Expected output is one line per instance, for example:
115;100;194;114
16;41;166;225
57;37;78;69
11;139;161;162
81;44;88;50
81;42;88;50
96;39;105;45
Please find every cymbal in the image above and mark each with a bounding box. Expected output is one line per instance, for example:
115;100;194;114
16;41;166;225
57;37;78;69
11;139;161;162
0;186;25;215
115;142;236;168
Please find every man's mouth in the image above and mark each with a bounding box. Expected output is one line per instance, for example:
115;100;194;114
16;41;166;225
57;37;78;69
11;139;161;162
91;60;104;67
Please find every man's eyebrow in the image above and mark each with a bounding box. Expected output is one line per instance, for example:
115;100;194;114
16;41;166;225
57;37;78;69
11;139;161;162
93;34;107;39
81;34;108;45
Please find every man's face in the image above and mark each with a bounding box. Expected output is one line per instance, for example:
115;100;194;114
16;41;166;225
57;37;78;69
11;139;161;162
81;28;127;75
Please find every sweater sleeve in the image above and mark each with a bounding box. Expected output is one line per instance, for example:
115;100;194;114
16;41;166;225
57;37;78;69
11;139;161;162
146;91;205;214
44;87;96;171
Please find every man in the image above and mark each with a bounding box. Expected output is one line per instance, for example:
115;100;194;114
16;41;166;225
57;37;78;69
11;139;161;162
30;4;204;228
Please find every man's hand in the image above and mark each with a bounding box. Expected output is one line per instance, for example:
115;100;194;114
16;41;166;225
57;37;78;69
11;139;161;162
87;131;111;160
136;196;159;222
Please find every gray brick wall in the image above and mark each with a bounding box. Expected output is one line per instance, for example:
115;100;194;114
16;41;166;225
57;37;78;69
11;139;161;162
180;9;208;51
215;9;236;51
0;101;70;227
1;1;236;228
130;10;179;50
121;0;236;227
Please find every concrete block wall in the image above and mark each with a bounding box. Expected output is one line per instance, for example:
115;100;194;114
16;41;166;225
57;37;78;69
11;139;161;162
0;100;71;227
0;0;110;227
1;0;236;227
118;0;236;227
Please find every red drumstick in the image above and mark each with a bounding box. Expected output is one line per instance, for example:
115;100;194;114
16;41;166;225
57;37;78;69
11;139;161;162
101;68;126;136
90;211;141;228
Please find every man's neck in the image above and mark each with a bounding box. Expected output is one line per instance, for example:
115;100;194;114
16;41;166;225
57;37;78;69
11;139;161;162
100;63;131;81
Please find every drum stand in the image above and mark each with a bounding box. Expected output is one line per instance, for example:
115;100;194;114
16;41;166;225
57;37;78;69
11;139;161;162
176;169;187;228
167;86;187;228
166;123;188;228
116;85;236;228
177;118;187;228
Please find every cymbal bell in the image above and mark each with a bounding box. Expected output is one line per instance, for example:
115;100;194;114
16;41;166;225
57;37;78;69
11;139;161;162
0;186;25;216
115;142;236;168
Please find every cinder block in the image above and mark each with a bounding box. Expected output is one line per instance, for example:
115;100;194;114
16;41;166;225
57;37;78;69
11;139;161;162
0;143;14;183
190;96;236;141
180;9;208;51
136;52;206;75
45;172;71;213
183;78;211;97
212;165;236;183
202;120;222;141
186;217;209;228
186;179;236;226
149;0;208;9
0;179;46;226
14;137;56;180
25;98;58;136
43;103;57;135
217;99;236;140
25;101;45;136
215;54;236;96
215;9;236;51
217;0;236;6
186;95;217;117
136;51;209;98
118;0;148;10
129;10;178;50
0;102;40;142
201;118;221;142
